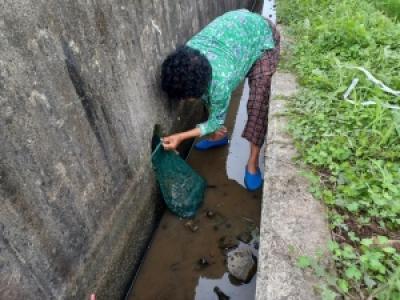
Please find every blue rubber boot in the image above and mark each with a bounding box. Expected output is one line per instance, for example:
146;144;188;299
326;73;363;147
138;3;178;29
244;166;263;191
194;136;229;151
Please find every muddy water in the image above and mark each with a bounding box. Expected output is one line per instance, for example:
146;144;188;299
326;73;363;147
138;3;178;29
128;86;262;300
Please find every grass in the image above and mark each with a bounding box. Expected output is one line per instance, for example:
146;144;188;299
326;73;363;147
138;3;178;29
278;0;400;299
374;0;400;21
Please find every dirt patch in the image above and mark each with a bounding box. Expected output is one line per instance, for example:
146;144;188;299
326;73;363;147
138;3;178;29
332;209;400;251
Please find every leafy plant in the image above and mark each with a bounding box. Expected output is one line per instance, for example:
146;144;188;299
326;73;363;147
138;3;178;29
279;0;400;298
374;0;400;21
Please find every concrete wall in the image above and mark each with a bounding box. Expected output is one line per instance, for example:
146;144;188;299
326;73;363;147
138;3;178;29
0;1;254;299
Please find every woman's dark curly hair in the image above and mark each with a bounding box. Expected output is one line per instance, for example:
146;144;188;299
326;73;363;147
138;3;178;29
161;46;212;99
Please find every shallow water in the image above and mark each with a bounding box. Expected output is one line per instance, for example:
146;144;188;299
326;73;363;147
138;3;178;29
194;242;259;300
127;86;262;300
226;80;265;188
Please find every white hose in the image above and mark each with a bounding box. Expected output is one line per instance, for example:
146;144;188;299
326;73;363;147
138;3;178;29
342;66;400;110
346;66;400;97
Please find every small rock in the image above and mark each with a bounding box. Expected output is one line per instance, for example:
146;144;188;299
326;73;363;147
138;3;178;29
213;286;230;300
253;241;259;250
218;236;239;250
251;228;260;246
241;216;255;224
198;257;209;267
237;231;252;244
206;210;215;219
169;262;180;271
226;248;256;282
185;220;199;232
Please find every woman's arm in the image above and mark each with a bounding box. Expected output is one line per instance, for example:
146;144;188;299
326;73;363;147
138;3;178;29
162;127;202;150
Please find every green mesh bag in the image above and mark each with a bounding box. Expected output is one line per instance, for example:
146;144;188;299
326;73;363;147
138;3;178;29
151;141;206;218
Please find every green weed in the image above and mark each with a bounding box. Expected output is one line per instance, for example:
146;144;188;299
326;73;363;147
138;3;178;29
374;0;400;21
279;0;400;298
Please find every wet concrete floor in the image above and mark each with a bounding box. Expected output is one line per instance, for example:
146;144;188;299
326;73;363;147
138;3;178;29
128;85;262;300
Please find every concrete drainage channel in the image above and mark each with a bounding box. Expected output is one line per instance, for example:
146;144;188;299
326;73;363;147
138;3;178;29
127;85;262;300
127;69;329;300
128;6;332;300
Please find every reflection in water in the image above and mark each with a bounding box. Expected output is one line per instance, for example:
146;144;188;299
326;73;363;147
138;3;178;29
226;80;265;187
195;273;256;300
194;242;258;300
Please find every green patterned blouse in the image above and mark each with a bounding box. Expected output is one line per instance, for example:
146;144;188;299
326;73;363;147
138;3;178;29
186;9;275;136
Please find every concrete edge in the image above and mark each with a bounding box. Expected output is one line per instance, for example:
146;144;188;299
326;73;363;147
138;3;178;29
255;71;332;300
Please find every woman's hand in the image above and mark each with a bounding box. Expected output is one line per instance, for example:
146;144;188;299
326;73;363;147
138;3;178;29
162;134;182;150
162;128;202;151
